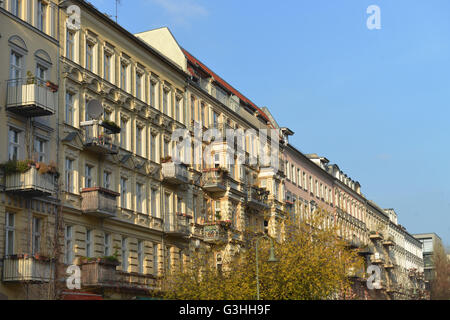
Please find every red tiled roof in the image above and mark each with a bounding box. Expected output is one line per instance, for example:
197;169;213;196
182;48;273;127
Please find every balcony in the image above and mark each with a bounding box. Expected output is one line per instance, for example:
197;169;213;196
384;262;395;270
247;186;270;210
3;255;54;283
345;236;361;249
80;258;120;287
6;79;57;117
161;161;189;184
369;231;383;241
164;214;190;237
81;120;119;155
370;252;385;265
81;187;120;218
358;245;374;256
202;169;227;193
382;236;395;247
116;271;159;292
4;163;56;197
203;223;229;244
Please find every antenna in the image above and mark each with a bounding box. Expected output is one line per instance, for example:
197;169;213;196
87;99;104;120
115;0;121;23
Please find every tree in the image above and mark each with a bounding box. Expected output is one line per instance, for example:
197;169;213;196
162;208;364;300
430;241;450;300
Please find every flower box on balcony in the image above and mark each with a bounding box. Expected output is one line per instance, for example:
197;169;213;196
3;254;54;283
80;257;119;287
2;160;57;197
100;120;121;134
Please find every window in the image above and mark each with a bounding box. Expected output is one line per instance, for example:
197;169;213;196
104;52;111;81
11;0;21;16
136;72;142;100
32;217;42;255
66;30;75;60
166;246;171;272
136;126;143;156
150;134;156;161
190;95;195;121
153;243;158;275
120;177;128;208
103;171;111;190
120;118;128;149
201;103;206;125
136;183;144;213
175;98;181;122
65;225;73;264
303;173;307;191
86;42;94;71
104;233;111;256
122;237;128;271
151;189;158;217
34;137;46;162
177;197;183;214
5;212;15;256
35;64;47;82
150;81;156;107
65;92;75;126
85;164;93;188
120;62;128;91
65;158;74;193
86;229;92;258
37;0;47;32
163;89;169;114
193;195;198;221
10;51;22;79
138;240;144;274
9;128;20;160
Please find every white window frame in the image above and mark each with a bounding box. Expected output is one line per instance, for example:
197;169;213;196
5;212;15;256
32;217;42;255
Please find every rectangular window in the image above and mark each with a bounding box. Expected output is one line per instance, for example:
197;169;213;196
122;237;128;271
103;171;111;190
104;52;111;81
190;96;195;122
86;229;92;258
104;233;111;256
5;212;15;256
193;195;198;221
175;98;181;122
86;42;94;71
66;30;75;60
65;158;74;193
65;225;73;264
9;51;22;80
166;246;171;272
136;183;143;213
65;92;74;126
85;164;93;188
136;126;142;156
151;189;158;217
36;64;47;82
153;243;158;275
136;72;142;100
120;177;128;209
150;134;156;161
213;112;219;125
32;217;42;255
201;103;206;125
34;137;46;162
120;118;128;149
9;128;20;161
37;0;46;32
11;0;21;16
163;90;169;114
120;62;127;91
138;240;144;274
150;81;156;107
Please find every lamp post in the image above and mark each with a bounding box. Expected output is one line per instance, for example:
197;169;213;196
255;235;278;300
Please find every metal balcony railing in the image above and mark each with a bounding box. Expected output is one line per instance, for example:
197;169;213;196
4;165;56;197
3;255;54;283
161;161;189;184
6;78;56;117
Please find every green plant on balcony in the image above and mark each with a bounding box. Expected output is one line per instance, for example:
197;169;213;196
1;159;59;177
101;119;121;134
26;71;36;85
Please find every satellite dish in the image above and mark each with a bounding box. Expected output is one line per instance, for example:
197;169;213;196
87;99;104;119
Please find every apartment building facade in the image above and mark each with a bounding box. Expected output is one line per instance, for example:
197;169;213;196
0;0;61;299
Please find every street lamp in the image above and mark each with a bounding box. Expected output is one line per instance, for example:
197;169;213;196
255;235;278;300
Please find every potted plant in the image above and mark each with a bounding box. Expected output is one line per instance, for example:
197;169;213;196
100;119;121;134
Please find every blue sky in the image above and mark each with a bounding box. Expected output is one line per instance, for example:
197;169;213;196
89;0;450;246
